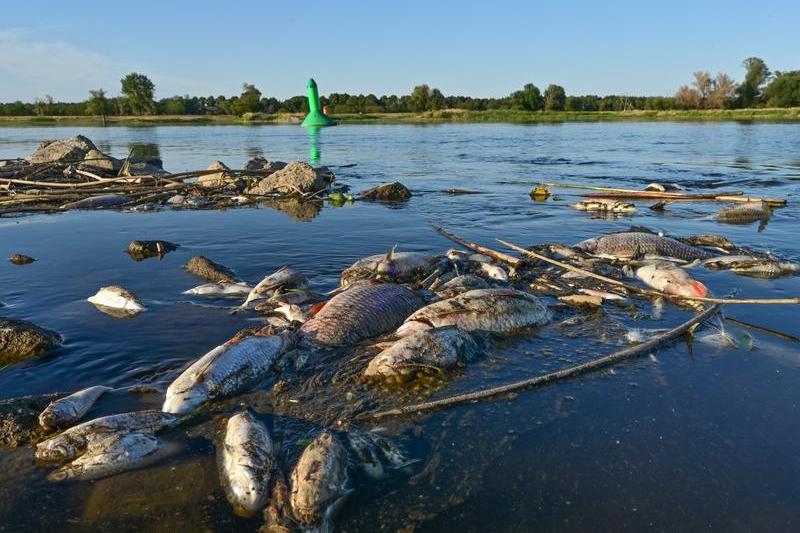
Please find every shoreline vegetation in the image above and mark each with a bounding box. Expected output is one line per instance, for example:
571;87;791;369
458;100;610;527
2;107;799;126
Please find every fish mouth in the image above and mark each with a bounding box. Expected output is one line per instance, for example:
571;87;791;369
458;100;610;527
691;281;708;297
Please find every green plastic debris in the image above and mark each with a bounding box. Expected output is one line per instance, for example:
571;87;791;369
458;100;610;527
302;78;336;128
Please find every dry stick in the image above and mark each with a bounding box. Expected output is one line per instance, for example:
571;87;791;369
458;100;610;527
586;191;787;207
367;304;720;420
432;224;523;267
497;238;800;305
725;316;800;343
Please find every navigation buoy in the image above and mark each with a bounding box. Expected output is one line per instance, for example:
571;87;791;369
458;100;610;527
302;78;336;128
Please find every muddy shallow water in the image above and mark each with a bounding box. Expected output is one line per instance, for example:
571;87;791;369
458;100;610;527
1;123;799;531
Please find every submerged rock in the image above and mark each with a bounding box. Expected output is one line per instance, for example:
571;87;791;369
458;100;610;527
246;161;332;195
359;182;411;202
26;135;97;164
9;254;35;265
244;156;287;174
184;256;240;284
0;317;61;364
126;240;178;260
0;393;65;448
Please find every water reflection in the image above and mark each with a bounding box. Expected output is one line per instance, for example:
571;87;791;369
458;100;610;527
262;197;322;222
307;126;322;166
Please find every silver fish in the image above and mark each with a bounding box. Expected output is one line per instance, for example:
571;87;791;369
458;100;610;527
635;262;709;298
162;333;294;415
300;284;423;346
183;282;253;297
243;266;308;308
290;431;351;532
36;410;177;462
436;274;489;298
576;232;715;261
364;327;481;379
341;249;440;286
572;199;636;213
39;385;112;431
477;262;508;282
397;289;551;336
682;234;737;251
731;260;799;278
48;431;159;481
87;286;145;313
221;411;274;517
61;194;130;210
715;202;771;223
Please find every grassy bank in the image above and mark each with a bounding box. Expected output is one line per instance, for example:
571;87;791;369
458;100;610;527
1;107;799;126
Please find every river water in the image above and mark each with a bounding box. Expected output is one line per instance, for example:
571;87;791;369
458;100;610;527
1;123;799;531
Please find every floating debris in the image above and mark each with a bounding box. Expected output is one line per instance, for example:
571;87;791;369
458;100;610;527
572;199;636;213
126;240;177;260
9;254;35;265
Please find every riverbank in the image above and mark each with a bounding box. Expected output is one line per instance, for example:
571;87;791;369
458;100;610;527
1;107;799;126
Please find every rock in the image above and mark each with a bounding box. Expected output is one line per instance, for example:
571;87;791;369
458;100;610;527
79;149;123;173
126;240;178;261
9;254;35;265
26;135;97;164
197;160;230;188
359;182;412;202
244;157;287;174
246;161;331;195
0;318;61;364
167;194;186;205
183;256;240;284
0;393;65;448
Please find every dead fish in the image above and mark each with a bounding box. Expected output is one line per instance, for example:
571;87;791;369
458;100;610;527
184;256;240;284
300;284;423;346
364;327;481;379
345;433;386;479
468;253;492;263
183;282;253;297
635;262;708;298
576;232;715;261
126;240;177;260
578;288;627;302
268;303;308;324
290;431;351;532
61;194;130;210
477;262;509;282
715;202;771;224
221;411;274;517
268;288;319;306
36;410;177;463
87;286;145;314
47;431;159;481
39;385;112;431
397;289;551;336
682;234;737;251
435;274;489;298
9;253;35;265
644;183;666;192
572;199;636;213
242;266;308;308
341;250;440;286
162;333;294;415
730;260;800;278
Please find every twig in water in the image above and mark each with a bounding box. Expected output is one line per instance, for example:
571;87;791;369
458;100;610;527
431;224;523;267
725;316;800;343
365;304;720;420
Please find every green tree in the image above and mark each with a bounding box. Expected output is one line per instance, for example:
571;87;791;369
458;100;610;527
120;73;156;115
544;84;566;111
428;88;446;110
738;57;770;108
763;71;800;107
86;89;113;124
511;83;543;111
232;83;262;115
409;84;430;112
34;95;54;116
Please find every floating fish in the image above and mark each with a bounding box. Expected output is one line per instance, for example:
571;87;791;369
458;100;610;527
290;431;351;533
162;333;294;415
715;202;771;224
242;266;308;308
220;411;274;517
48;431;159;481
578;288;627;301
701;255;800;278
61;194;130;210
635;262;708;298
682;234;737;251
87;286;145;314
39;385;112;431
576;232;715;261
572;199;636;213
183;282;253;297
300;284;423;346
477;262;509;282
364;327;481;379
36;410;177;463
435;274;489;298
397;289;551;336
341;250;440;286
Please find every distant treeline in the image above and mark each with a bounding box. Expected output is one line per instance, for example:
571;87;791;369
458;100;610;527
2;57;798;118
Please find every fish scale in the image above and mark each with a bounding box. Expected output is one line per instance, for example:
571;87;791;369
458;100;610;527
300;284;423;346
577;232;715;261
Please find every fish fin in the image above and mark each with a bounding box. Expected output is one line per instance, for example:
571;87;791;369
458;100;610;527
384;244;397;263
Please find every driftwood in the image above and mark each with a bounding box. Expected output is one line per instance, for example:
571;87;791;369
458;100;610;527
432;224;524;267
366;304;720;420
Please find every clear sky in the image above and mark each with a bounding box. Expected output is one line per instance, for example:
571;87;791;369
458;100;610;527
1;0;797;102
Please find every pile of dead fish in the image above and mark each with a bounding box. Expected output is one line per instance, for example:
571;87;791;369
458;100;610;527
17;227;800;531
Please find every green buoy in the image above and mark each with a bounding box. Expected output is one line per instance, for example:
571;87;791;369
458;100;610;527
301;78;336;128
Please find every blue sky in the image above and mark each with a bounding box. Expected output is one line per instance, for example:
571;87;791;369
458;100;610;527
1;1;797;101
